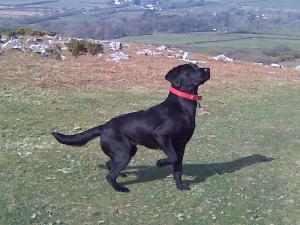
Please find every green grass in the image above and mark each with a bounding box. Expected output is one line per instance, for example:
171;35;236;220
0;79;299;224
266;28;300;36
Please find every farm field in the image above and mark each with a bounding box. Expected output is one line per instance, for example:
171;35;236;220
115;32;300;49
49;9;144;23
115;31;300;65
0;0;37;4
0;0;109;8
0;49;299;224
266;28;300;36
243;0;300;10
0;10;39;18
2;0;300;20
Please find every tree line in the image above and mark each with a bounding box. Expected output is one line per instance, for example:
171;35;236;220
1;7;300;40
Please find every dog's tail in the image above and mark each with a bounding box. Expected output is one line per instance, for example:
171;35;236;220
52;125;103;146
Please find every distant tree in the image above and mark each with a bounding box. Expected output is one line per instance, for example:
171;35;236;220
133;0;141;5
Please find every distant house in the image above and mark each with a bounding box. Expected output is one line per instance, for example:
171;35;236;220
146;4;155;10
114;0;121;5
144;0;161;10
80;8;87;14
114;0;132;6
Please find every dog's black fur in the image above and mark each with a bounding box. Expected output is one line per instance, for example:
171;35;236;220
52;64;210;192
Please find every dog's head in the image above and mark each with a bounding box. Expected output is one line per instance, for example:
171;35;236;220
165;64;210;92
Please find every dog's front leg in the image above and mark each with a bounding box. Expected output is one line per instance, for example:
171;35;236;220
173;148;190;191
155;136;178;166
155;139;190;191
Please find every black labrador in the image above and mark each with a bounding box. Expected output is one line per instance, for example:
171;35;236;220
52;63;210;192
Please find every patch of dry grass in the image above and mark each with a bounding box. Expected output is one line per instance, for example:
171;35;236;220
1;43;299;92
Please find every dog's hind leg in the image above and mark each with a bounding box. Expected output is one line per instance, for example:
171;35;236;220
106;160;127;177
101;137;137;192
106;152;133;192
156;158;173;167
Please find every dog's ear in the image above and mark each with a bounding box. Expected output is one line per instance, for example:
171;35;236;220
165;66;181;87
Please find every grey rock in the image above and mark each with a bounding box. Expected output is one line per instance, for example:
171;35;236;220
30;44;49;54
212;54;234;62
110;51;129;61
109;41;122;51
1;37;27;52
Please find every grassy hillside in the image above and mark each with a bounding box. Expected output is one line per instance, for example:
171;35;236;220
0;46;299;224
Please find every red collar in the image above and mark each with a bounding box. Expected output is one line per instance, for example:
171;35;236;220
169;86;203;101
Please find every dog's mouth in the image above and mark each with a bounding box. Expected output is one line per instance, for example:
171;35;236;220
195;68;210;85
196;75;210;86
203;70;211;81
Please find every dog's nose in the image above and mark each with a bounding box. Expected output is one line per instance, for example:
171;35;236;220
204;68;210;73
204;68;210;80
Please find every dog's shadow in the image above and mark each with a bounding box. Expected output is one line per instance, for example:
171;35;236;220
98;154;273;186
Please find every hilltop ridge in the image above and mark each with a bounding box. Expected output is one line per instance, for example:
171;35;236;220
1;34;299;91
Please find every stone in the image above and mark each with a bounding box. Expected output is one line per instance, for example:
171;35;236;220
1;37;27;52
110;51;129;61
30;44;49;54
175;51;204;64
137;48;161;56
157;45;168;51
212;54;233;62
182;52;190;61
109;41;122;51
271;63;283;68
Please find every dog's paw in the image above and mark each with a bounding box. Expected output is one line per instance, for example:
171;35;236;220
119;172;127;177
177;184;190;191
156;159;171;168
116;186;130;193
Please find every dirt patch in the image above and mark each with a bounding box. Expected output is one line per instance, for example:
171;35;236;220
1;43;299;91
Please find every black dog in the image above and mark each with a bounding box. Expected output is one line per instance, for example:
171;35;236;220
52;64;210;192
